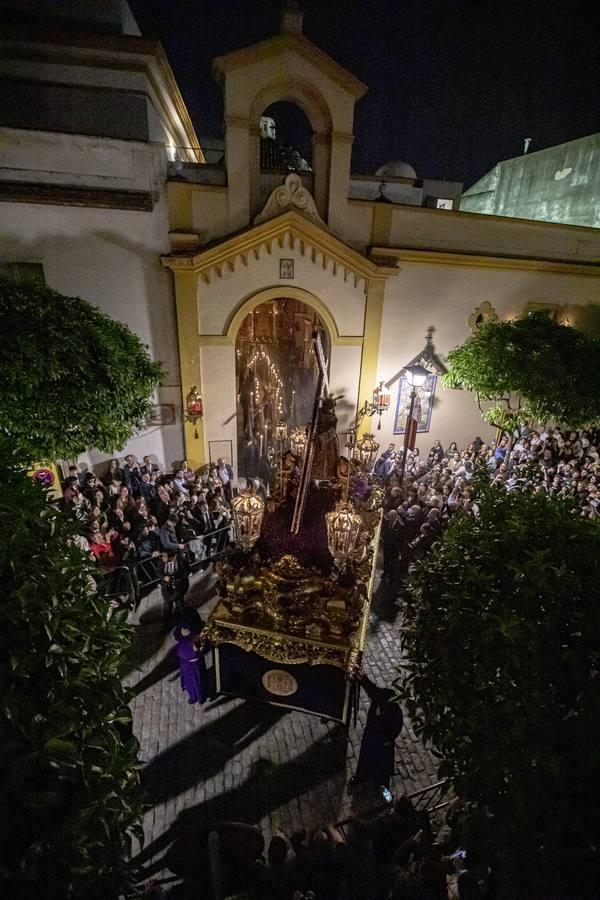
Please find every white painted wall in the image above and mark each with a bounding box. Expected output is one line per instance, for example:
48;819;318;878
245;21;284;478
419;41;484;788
329;344;363;433
375;262;600;452
0;139;185;472
199;344;238;470
197;239;367;338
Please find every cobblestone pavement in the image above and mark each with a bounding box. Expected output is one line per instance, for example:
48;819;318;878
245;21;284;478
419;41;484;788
126;567;439;876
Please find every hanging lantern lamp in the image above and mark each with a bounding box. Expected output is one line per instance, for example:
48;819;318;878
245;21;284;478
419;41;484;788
231;489;265;550
325;501;362;570
354;433;380;470
290;426;307;458
372;381;391;429
184;386;203;438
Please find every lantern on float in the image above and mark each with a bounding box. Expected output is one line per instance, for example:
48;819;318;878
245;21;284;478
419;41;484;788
290;426;307;458
325;501;363;570
354;433;380;470
184;386;203;438
231;489;265;550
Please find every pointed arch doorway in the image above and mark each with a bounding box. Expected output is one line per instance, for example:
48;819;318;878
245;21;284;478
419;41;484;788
235;296;330;479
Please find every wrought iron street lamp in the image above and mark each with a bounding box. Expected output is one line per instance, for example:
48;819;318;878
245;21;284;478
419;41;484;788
346;378;391;452
397;364;429;484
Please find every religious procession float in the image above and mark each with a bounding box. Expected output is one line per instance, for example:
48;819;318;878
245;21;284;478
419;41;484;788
200;335;383;724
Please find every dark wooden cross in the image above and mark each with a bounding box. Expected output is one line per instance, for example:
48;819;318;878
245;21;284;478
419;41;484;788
290;332;329;534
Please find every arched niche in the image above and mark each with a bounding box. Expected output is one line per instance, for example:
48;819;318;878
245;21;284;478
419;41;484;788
235;294;330;478
225;285;342;346
249;77;333;221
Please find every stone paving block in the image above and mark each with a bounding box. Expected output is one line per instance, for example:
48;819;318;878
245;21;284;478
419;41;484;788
128;575;440;874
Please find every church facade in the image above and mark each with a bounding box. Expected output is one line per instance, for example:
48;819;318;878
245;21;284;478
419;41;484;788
163;6;600;470
1;3;599;472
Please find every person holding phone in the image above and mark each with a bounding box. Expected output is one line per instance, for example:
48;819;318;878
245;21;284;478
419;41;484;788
349;673;404;788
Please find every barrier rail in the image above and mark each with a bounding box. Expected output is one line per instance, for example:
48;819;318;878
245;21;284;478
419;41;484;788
334;778;450;836
97;522;234;611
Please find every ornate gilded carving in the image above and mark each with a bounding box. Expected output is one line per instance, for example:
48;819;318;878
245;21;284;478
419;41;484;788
254;173;326;227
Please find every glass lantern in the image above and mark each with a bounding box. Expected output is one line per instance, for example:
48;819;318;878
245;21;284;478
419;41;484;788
372;381;391;412
184;386;203;438
185;386;203;419
405;364;429;387
231;489;265;550
290;426;307;458
275;421;288;443
354;433;380;470
325;501;363;569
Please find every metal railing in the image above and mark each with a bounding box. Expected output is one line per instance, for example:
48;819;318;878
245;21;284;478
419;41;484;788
97;522;235;610
334;778;450;836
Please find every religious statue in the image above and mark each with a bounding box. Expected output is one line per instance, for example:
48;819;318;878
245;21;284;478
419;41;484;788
311;392;340;481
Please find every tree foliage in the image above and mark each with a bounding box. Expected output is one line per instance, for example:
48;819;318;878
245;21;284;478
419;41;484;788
0;278;163;460
443;311;600;429
0;443;143;899
399;482;600;897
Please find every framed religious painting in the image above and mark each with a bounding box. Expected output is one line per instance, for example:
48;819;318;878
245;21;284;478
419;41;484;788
144;403;176;427
393;374;436;434
279;258;294;279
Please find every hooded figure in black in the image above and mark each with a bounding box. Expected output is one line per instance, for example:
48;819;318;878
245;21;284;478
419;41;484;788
350;675;404;788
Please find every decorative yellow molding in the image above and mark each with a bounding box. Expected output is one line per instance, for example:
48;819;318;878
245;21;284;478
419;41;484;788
213;33;368;99
331;131;355;145
162;210;398;286
254;173;326;227
370;246;600;277
224;286;364;346
224;114;251;130
173;272;205;468
353;199;600;235
357;279;385;436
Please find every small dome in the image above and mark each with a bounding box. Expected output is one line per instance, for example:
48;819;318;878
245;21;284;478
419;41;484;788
375;160;417;180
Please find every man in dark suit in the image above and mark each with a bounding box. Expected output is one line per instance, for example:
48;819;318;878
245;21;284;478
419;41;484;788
193;500;215;557
138;472;156;506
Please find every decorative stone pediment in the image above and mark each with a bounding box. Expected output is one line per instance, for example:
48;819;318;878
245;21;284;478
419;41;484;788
254;173;326;227
161;209;399;288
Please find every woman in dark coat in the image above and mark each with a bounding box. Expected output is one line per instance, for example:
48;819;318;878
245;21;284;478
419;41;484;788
350;676;404;788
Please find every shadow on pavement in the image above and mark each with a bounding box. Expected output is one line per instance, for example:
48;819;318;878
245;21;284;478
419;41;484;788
137;726;347;874
141;699;288;809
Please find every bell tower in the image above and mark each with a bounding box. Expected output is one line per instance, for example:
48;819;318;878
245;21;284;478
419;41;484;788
212;4;367;236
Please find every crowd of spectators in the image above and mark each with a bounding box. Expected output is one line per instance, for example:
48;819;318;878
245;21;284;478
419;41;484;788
142;791;476;900
59;453;235;619
374;426;600;586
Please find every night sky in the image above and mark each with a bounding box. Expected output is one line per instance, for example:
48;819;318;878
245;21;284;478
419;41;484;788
130;0;599;188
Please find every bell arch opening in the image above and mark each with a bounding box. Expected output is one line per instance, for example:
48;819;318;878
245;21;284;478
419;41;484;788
236;297;330;481
249;78;332;221
258;100;314;214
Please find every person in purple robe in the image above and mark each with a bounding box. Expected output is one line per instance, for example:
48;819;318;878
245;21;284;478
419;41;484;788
173;624;207;705
349;675;404;788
